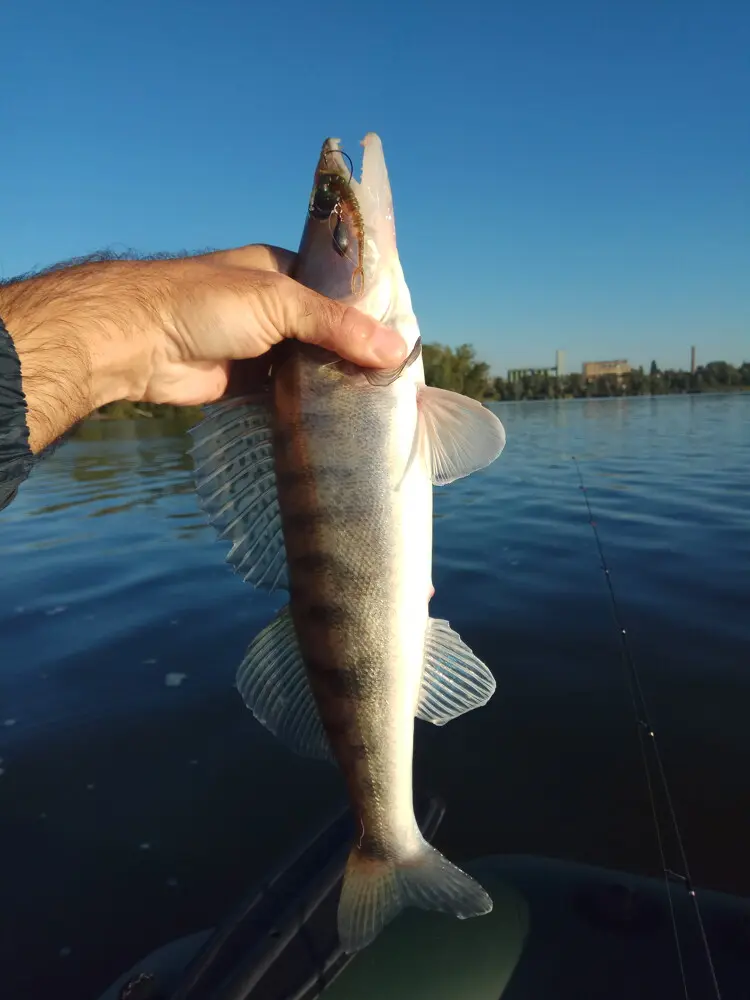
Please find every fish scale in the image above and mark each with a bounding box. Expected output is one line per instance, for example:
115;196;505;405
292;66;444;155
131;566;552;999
191;132;507;952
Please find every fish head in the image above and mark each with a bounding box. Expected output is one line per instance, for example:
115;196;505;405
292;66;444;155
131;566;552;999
293;133;422;370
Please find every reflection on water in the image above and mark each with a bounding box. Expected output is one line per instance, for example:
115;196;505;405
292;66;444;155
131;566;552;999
0;394;749;999
23;419;199;526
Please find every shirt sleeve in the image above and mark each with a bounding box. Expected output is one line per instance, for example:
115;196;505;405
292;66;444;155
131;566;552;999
0;317;34;512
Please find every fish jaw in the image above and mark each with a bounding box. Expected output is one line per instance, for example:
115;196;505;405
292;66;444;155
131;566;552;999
351;133;422;354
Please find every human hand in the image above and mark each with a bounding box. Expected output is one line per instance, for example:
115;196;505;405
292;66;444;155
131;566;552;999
141;244;407;405
0;245;408;451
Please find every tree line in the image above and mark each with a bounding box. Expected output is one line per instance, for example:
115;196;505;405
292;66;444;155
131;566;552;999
92;345;749;418
94;400;203;421
423;344;750;401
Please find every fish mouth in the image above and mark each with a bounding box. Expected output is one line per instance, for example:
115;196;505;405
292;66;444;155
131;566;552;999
319;138;353;181
306;138;366;296
296;131;402;335
315;135;372;187
308;138;359;220
315;134;385;203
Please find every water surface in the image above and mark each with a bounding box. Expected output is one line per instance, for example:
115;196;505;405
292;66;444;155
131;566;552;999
1;394;748;998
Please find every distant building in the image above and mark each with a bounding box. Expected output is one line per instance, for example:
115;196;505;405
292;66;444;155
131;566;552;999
507;350;565;383
582;359;631;381
691;345;696;374
507;365;557;383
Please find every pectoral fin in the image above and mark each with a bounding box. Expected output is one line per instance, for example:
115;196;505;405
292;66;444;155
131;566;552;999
416;385;506;485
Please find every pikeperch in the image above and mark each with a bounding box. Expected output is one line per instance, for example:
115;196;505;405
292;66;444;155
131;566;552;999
190;134;507;953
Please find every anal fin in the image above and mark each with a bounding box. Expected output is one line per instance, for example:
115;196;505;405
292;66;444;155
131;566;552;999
417;617;496;726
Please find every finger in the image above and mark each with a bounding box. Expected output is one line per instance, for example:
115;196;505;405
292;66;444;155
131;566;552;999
275;275;408;368
198;244;294;272
233;245;296;275
194;244;297;275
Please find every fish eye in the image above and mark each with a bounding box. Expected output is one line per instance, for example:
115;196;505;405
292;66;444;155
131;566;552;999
310;179;340;219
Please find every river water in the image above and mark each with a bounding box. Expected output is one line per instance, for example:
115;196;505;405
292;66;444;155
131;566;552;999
1;393;748;998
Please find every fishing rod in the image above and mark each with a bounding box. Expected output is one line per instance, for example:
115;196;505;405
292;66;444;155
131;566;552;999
572;455;722;1000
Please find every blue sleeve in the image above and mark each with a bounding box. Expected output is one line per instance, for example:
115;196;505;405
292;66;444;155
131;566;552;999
0;317;34;511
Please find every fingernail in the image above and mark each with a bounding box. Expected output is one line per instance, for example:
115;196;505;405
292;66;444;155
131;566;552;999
368;326;408;366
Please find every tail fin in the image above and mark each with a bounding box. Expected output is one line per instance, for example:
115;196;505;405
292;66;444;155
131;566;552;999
337;838;492;953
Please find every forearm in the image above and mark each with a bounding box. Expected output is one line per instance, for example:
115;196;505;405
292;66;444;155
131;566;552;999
0;243;403;456
0;261;156;452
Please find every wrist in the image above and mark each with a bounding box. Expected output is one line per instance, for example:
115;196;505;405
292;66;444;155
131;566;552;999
0;261;157;451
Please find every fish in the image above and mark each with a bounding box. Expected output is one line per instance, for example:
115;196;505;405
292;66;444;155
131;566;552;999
189;133;507;953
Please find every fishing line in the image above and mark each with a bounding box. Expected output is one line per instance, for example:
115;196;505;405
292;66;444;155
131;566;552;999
572;455;722;1000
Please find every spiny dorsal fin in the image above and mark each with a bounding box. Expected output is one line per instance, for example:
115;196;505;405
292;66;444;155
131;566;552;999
189;395;289;592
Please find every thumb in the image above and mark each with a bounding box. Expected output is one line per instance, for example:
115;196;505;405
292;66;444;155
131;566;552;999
273;273;408;368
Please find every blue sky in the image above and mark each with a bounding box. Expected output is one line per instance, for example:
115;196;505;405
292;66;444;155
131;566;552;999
2;0;747;376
